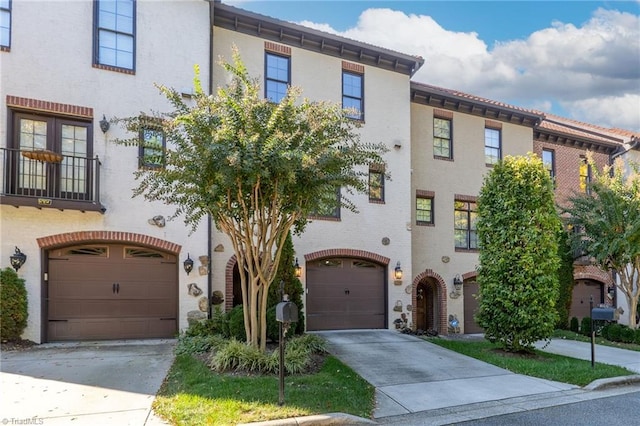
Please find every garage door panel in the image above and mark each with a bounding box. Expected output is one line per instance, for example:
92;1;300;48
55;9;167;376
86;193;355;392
48;318;177;341
47;243;178;341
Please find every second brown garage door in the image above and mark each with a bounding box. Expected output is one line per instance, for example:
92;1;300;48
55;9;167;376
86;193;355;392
306;258;385;331
463;281;484;334
47;244;178;341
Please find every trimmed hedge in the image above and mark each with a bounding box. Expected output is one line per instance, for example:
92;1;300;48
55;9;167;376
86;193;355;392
0;268;28;341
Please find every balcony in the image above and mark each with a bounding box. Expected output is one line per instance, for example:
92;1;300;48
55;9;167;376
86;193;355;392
0;147;105;212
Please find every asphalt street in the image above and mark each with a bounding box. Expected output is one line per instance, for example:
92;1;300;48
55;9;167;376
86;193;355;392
458;389;640;426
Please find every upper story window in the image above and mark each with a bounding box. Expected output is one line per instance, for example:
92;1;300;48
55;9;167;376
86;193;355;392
579;156;592;194
416;191;434;225
433;117;452;159
265;52;290;103
342;71;363;120
542;148;555;181
368;166;384;203
484;127;501;165
139;127;166;169
454;199;478;250
0;0;11;50
310;187;341;220
94;0;135;71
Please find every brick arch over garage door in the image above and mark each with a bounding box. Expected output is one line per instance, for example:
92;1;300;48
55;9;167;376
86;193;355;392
37;231;181;254
412;269;448;335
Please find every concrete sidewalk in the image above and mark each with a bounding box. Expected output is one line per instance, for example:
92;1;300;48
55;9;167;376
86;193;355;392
536;338;640;374
0;339;175;426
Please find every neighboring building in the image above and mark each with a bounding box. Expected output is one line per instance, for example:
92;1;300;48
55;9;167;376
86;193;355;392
1;0;211;343
534;115;638;322
409;83;544;334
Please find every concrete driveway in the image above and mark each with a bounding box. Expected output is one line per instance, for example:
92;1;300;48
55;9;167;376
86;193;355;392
315;330;577;419
0;339;175;426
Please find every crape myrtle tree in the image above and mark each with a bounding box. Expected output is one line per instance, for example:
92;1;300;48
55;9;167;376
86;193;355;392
116;48;386;350
475;154;562;352
563;156;640;329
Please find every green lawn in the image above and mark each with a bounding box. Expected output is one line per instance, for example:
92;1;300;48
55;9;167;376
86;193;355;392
152;354;374;426
425;337;635;386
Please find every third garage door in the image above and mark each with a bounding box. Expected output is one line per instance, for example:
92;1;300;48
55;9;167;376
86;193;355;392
306;258;385;331
47;244;178;341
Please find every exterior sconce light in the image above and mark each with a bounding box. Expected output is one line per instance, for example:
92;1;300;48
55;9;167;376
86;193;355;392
450;274;463;299
294;258;302;278
183;253;194;275
99;115;110;133
394;261;403;280
10;246;27;271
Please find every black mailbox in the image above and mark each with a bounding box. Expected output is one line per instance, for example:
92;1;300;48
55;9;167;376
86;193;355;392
276;301;298;323
591;307;618;321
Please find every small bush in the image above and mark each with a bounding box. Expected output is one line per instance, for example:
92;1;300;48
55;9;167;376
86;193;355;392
607;323;623;342
600;323;611;340
0;268;28;341
570;317;579;333
635;328;640;345
210;338;248;371
175;334;226;355
287;333;327;354
228;305;246;342
580;317;591;336
620;326;636;344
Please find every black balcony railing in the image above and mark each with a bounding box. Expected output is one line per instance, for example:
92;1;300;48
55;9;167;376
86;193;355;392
0;147;105;212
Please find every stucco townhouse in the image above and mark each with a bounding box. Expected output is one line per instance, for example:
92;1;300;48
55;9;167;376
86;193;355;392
2;1;637;343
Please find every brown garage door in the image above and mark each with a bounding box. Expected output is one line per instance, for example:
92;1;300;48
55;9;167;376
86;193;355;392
463;281;484;334
47;244;177;341
306;258;385;331
570;280;604;320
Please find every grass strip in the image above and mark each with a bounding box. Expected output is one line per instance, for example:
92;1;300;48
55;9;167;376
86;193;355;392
153;354;374;426
426;338;635;387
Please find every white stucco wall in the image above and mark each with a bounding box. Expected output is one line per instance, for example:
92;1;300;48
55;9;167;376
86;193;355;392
0;0;211;342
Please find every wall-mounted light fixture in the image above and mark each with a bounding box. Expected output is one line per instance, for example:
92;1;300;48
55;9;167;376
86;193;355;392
99;115;110;133
449;274;463;299
394;261;403;280
294;257;302;278
183;253;194;275
10;246;27;271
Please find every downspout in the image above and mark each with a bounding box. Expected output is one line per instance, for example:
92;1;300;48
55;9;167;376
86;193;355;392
611;136;639;161
207;0;215;319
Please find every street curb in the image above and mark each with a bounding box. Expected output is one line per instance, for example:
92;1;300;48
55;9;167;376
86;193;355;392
584;374;640;391
237;413;376;425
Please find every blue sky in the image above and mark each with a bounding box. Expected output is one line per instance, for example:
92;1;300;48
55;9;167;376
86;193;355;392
227;1;640;132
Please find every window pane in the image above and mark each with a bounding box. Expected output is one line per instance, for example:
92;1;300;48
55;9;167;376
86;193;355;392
416;197;433;223
99;0;117;14
99;10;116;30
343;73;362;97
369;171;383;201
434;118;450;138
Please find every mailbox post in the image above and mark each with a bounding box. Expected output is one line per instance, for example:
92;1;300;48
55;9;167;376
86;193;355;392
276;287;298;406
589;303;618;368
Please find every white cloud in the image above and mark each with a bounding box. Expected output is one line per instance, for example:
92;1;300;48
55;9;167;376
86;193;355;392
296;7;640;132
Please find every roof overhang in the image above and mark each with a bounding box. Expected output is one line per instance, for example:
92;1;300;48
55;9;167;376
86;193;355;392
214;3;424;77
409;82;543;127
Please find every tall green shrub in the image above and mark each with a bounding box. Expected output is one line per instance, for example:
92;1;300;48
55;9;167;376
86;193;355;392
0;268;28;341
267;231;305;337
555;229;575;329
580;317;591;336
476;154;561;352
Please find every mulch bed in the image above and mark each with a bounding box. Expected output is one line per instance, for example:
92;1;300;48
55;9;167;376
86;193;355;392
1;338;38;352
